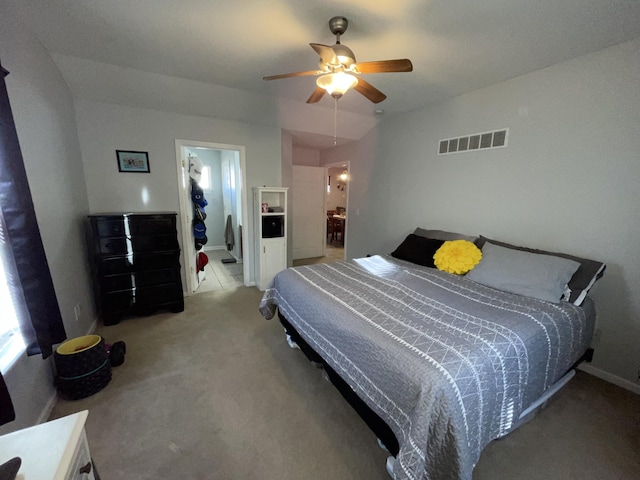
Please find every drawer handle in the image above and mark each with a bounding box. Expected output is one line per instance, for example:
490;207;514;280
79;461;92;474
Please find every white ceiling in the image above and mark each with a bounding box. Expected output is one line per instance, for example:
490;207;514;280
5;0;640;149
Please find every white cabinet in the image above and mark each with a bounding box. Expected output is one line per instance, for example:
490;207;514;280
254;187;288;290
0;410;96;479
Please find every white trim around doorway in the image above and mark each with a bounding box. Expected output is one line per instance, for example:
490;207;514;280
175;139;252;295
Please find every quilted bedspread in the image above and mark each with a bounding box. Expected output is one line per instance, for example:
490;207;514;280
259;255;594;480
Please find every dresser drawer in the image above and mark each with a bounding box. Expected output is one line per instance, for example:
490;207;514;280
129;215;176;235
98;234;179;254
98;252;179;275
95;219;127;237
103;284;183;313
101;268;179;292
94;214;176;238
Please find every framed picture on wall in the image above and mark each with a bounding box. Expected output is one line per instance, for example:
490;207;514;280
116;150;150;173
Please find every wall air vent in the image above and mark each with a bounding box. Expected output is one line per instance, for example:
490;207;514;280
438;128;509;155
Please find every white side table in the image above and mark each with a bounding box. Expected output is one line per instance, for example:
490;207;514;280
0;410;96;479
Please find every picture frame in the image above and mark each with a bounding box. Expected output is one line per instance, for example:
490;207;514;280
116;150;150;173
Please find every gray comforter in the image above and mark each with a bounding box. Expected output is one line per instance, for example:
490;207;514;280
259;255;594;480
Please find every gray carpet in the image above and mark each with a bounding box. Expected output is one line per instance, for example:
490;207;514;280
50;286;640;479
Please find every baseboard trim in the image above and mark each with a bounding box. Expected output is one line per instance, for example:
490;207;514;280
37;389;58;425
578;363;640;395
86;318;97;335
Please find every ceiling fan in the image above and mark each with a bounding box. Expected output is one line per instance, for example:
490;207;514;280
263;16;413;104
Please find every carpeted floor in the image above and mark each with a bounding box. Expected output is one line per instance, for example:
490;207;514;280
49;286;640;479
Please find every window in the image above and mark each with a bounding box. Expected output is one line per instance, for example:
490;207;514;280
199;166;211;190
0;233;25;372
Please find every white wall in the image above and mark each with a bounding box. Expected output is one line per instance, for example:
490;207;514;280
73;100;282;285
0;6;95;433
341;38;640;388
281;131;294;267
292;146;320;166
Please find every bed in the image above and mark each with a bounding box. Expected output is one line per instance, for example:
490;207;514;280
259;230;604;480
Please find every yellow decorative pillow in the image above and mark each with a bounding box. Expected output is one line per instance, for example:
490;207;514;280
433;240;482;275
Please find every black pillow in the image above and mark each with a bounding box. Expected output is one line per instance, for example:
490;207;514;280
391;234;445;268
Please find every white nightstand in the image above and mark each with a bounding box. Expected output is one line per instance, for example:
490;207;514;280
0;410;96;479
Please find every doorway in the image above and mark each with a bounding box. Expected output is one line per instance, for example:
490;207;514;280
325;161;349;253
292;161;348;266
175;139;249;295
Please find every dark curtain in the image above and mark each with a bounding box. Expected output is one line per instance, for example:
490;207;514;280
0;371;15;426
0;63;66;359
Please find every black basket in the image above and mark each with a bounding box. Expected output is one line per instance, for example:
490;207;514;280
55;360;112;400
54;335;112;400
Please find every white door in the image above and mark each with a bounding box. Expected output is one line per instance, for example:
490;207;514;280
179;147;200;292
292;166;326;260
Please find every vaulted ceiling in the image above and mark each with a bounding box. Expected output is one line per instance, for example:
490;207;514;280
5;0;640;148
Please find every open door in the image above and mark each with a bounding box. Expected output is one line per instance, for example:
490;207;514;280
176;146;200;292
175;139;250;295
292;165;326;260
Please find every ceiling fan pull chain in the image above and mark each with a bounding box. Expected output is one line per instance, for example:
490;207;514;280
333;97;338;145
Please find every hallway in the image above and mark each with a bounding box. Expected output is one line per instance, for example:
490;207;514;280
292;244;344;267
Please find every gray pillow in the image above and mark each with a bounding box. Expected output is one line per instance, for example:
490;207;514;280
413;227;477;243
476;236;605;306
465;242;580;303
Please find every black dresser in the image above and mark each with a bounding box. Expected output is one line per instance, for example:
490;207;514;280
87;212;184;325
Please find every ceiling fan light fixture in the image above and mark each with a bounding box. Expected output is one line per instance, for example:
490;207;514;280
316;72;358;98
332;44;356;67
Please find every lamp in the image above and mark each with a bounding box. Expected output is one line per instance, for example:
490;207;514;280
316;72;358;99
316;72;358;146
336;170;348;191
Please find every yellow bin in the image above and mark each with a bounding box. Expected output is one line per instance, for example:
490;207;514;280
56;335;102;355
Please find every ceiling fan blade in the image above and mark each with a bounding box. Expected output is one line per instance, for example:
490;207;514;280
306;87;326;104
355;59;413;74
310;43;338;65
353;78;387;104
263;70;320;81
